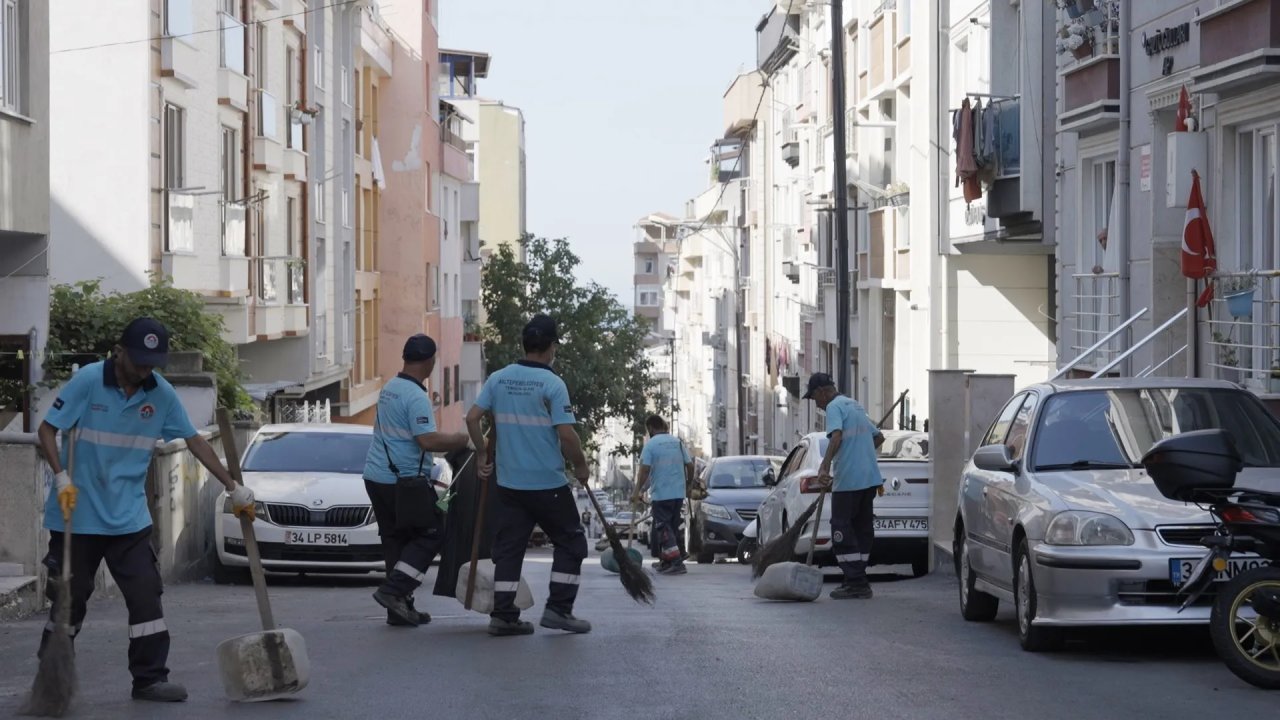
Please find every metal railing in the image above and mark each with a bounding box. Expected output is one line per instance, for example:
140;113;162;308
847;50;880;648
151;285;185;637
1072;272;1122;366
1204;269;1280;391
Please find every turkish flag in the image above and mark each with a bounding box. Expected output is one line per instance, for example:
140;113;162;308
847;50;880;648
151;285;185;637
1175;87;1193;132
1182;170;1217;307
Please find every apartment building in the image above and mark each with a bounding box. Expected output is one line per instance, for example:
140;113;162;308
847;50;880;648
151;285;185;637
49;0;360;418
0;0;50;433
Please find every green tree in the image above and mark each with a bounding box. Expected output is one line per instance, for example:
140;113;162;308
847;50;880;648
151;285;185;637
42;275;252;410
482;234;660;457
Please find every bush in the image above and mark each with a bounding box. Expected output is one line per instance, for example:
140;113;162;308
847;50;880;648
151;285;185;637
43;276;251;409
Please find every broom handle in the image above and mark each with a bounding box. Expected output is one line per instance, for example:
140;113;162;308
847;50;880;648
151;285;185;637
59;428;77;626
805;490;827;567
217;409;275;632
464;428;494;610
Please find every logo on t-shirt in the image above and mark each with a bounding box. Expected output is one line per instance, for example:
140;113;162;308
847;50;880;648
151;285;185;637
139;403;156;420
52;398;64;410
416;416;430;425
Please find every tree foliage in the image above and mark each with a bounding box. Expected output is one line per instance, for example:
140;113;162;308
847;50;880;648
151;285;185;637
482;235;660;458
43;276;252;409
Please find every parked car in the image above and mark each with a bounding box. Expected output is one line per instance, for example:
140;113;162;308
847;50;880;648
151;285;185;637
213;423;453;582
686;455;783;563
756;430;931;577
954;377;1280;651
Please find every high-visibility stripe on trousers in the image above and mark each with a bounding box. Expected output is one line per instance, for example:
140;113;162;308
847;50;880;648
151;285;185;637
830;488;877;586
490;486;588;622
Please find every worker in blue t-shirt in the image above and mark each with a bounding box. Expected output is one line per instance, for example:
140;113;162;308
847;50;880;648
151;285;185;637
363;334;470;627
466;314;592;637
803;373;884;600
35;318;254;703
632;414;693;575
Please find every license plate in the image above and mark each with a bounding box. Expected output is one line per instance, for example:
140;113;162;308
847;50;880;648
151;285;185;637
1169;557;1270;586
284;530;349;546
874;518;928;531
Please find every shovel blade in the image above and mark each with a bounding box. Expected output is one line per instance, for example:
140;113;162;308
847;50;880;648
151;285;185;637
216;628;309;702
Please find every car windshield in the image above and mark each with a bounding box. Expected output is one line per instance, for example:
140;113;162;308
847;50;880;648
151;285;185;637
241;431;373;474
707;458;776;488
878;431;929;460
1031;388;1280;470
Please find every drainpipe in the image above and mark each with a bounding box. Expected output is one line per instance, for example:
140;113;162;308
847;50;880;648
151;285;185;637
1117;2;1132;374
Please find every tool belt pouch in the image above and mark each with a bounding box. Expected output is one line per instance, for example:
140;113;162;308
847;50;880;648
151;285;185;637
395;473;440;533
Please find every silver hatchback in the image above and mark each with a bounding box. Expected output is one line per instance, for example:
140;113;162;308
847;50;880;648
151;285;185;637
954;378;1280;651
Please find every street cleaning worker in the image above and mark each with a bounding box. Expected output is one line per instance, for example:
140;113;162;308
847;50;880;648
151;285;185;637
35;317;255;703
802;372;884;600
364;334;470;627
465;314;592;636
631;414;692;575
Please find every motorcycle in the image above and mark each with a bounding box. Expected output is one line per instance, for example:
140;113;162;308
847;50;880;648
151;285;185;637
1142;429;1280;689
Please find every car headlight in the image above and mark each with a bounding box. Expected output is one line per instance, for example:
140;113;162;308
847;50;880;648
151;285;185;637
701;503;732;521
1044;511;1134;546
222;497;267;520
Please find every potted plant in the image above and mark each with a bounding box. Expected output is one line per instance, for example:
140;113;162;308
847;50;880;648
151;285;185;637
1213;331;1239;370
463;315;482;342
1218;273;1258;319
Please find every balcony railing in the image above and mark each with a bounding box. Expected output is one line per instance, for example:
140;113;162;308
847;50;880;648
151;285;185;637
287;258;305;304
259;90;279;140
165;190;195;252
222;202;246;256
1072;272;1122;366
1205;270;1280;392
256;257;279;303
220;13;245;75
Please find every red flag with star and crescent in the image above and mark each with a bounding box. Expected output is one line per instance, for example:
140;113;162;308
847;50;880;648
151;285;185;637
1182;170;1217;307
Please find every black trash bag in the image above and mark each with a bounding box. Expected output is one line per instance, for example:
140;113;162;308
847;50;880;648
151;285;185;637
432;447;500;597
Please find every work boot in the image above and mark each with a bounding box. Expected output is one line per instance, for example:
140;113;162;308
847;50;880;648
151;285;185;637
830;582;873;600
651;560;666;570
488;617;535;636
132;681;188;702
373;589;419;627
540;607;592;634
386;596;430;626
657;562;687;575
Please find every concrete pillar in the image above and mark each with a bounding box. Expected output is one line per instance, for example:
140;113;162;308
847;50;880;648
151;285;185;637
927;370;972;564
965;374;1016;456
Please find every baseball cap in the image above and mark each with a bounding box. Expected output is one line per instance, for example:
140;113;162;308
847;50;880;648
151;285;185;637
522;314;561;344
801;372;836;400
403;334;438;361
120;317;170;368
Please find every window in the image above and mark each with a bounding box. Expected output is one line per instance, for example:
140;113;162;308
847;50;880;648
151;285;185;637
982;393;1026;447
314;183;325;222
256;22;267;88
1086;159;1116;272
443;366;451;406
898;0;911;37
315;238;328;358
163;0;193;38
164;104;186;188
341;64;351;105
454;365;460;402
315;46;324;89
641;258;656;274
638;291;659;307
219;11;245;75
1004;392;1039;461
221;127;238;202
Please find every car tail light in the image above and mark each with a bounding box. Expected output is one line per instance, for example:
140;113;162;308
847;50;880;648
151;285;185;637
799;476;827;493
1221;506;1262;524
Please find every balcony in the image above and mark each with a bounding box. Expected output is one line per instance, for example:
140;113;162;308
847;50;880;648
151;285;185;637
1204;270;1280;397
781;141;800;168
1193;0;1280;96
160;0;198;88
254;93;284;173
1071;272;1123;371
1059;55;1121;134
282;0;307;34
161;190;200;289
218;14;248;112
723;71;764;137
461;340;485;384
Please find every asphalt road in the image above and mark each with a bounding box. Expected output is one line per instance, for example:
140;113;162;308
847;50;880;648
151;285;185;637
0;551;1275;720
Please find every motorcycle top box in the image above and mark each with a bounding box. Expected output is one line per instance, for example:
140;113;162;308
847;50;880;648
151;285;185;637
1141;429;1242;502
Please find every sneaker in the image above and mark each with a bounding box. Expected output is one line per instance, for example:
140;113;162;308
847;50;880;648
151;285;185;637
830;583;873;600
540;607;592;634
132;681;188;702
657;563;688;575
488;617;535;636
373;589;419;627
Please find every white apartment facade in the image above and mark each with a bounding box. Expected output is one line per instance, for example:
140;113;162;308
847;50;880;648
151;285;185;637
50;0;359;416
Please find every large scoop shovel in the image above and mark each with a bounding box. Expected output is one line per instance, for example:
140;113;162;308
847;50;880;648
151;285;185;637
215;409;310;702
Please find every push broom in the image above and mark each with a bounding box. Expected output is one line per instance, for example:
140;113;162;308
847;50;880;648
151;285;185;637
583;487;654;604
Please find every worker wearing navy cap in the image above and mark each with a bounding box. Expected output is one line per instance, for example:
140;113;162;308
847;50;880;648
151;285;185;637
363;334;470;627
466;314;593;636
35;317;254;702
802;372;884;600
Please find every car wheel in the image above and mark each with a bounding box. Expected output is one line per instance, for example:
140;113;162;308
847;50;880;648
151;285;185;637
212;557;249;585
955;527;998;622
911;553;931;578
1014;539;1065;652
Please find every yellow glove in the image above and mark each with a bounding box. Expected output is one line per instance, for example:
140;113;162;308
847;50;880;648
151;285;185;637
877;483;886;497
229;485;256;521
54;471;77;518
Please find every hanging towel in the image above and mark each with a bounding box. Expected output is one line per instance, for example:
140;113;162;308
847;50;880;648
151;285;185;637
956;99;982;204
972;99;985;169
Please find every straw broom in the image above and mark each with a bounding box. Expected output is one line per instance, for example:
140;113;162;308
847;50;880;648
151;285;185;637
583;488;654;604
752;489;827;579
20;429;79;717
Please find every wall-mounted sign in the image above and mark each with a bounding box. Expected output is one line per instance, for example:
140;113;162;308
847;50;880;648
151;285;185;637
1140;145;1152;192
1143;23;1191;56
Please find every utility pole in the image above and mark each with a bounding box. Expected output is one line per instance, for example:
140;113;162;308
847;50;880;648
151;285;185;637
830;0;852;394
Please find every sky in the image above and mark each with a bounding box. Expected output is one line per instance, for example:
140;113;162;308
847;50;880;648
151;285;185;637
438;0;767;304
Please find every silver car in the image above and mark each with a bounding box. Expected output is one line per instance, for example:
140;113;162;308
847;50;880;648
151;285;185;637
955;377;1280;651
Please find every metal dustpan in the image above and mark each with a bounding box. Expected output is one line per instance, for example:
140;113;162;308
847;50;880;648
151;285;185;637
216;410;310;702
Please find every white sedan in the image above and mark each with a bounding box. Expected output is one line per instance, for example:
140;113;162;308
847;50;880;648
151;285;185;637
212;423;453;582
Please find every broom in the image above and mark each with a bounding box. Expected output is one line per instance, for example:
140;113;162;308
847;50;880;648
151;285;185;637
583;486;654;605
752;488;827;579
20;428;79;718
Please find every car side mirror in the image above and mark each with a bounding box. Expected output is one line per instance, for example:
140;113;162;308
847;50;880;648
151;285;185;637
763;469;777;487
973;444;1018;473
